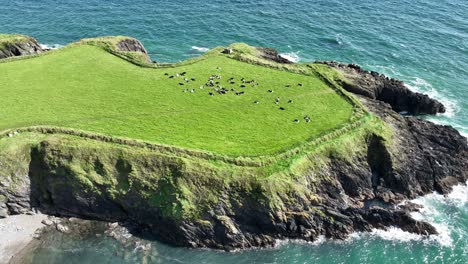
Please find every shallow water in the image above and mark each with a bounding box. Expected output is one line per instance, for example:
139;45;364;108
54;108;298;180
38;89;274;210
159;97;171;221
20;182;468;263
1;0;467;263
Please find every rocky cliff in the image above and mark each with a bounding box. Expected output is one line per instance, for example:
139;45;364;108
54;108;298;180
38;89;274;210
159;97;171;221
317;61;446;115
0;34;43;59
0;44;466;251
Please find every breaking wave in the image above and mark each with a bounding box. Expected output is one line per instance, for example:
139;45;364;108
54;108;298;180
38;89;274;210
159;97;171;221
278;52;301;63
191;46;209;52
405;77;459;118
39;43;64;50
348;181;468;248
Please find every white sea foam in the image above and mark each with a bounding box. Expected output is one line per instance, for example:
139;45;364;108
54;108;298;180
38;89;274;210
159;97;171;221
460;131;468;139
191;46;209;52
40;43;64;50
275;235;327;248
405;77;458;117
409;180;468;247
348;181;468;247
278;52;301;63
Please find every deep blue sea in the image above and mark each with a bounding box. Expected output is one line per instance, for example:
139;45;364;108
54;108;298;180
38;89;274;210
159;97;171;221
1;0;467;263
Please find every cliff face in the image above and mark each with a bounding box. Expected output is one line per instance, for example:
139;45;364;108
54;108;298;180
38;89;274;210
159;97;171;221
0;35;44;59
0;45;466;251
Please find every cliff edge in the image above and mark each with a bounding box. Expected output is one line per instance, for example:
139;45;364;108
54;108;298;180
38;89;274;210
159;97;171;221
0;34;43;59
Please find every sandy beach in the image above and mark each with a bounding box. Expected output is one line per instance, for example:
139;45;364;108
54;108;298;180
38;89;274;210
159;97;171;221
0;214;47;264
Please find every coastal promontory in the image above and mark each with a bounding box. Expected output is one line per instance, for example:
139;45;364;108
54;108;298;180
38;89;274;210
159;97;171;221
0;34;466;251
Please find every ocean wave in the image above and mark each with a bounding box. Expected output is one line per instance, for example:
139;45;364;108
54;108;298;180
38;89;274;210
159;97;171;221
409;180;468;247
405;77;459;118
279;52;301;63
348;181;468;247
40;43;64;50
191;46;209;52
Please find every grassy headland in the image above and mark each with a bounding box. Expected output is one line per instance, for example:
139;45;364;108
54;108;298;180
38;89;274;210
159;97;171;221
0;37;355;156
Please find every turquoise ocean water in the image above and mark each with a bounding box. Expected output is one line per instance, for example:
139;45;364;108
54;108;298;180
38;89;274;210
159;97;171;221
1;0;467;263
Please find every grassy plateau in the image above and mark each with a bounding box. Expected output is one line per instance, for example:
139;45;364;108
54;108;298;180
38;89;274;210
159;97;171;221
0;37;355;157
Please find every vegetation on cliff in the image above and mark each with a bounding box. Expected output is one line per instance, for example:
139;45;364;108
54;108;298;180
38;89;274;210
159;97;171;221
0;34;43;59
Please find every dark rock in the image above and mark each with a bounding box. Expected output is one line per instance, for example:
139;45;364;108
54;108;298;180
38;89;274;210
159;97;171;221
257;47;294;64
0;36;44;59
316;61;446;115
399;201;423;212
222;48;233;54
116;38;152;63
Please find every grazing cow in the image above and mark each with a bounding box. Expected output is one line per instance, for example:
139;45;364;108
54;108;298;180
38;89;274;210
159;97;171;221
240;85;246;88
294;119;300;123
191;78;196;81
268;90;273;93
184;78;189;82
181;72;187;76
176;73;180;77
279;107;285;110
169;76;174;78
184;89;188;92
200;86;204;89
209;92;214;96
254;100;260;104
179;83;184;86
298;83;303;86
275;97;280;102
164;73;169;76
288;99;293;103
286;85;291;88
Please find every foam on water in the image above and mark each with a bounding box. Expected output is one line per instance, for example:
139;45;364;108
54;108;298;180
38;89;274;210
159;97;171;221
405;77;459;118
191;46;209;52
278;52;301;63
39;43;64;50
347;181;468;248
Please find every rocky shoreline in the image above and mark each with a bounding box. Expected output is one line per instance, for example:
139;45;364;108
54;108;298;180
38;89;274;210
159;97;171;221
0;38;466;252
0;214;47;264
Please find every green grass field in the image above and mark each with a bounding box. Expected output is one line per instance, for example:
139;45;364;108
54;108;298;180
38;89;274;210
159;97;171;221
0;42;354;156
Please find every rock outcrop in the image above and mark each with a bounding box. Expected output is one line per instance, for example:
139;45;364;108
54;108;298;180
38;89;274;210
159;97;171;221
317;61;446;115
115;38;149;55
0;35;43;59
256;47;294;64
115;38;152;63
